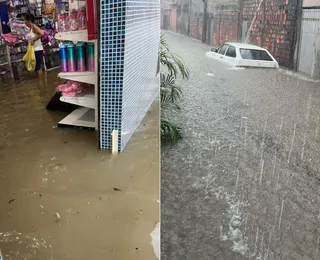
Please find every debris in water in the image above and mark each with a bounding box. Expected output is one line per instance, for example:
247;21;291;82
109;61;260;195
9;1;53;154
55;212;61;221
113;188;121;192
138;209;144;215
8;199;15;204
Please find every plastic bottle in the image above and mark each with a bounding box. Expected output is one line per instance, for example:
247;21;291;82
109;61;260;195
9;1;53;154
77;8;87;30
67;42;76;72
87;42;94;72
69;10;78;31
76;42;86;72
60;43;68;72
58;13;68;32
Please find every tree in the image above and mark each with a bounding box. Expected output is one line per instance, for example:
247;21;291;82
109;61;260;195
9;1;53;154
160;33;190;144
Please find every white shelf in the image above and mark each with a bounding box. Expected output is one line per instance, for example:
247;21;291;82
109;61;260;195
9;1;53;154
58;107;95;128
58;71;96;85
60;93;96;109
55;30;89;42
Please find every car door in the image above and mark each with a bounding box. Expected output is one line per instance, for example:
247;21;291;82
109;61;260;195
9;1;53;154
223;45;238;67
216;44;229;61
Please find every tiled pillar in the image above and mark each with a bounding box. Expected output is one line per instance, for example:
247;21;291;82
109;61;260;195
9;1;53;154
100;0;160;151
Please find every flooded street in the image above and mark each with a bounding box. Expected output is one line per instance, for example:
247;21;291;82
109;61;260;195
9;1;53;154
161;32;320;260
0;71;159;259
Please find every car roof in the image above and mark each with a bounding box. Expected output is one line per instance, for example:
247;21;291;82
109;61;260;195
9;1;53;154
224;42;266;50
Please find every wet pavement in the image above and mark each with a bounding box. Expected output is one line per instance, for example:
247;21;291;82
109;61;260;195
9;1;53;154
0;71;159;259
161;31;320;260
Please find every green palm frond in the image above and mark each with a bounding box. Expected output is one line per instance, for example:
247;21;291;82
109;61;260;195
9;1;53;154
160;73;182;105
160;34;190;80
160;34;189;145
161;120;183;144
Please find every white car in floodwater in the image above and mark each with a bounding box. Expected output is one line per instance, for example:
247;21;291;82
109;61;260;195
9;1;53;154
206;42;279;69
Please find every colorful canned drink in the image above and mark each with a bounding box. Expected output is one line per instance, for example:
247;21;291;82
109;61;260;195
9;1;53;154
59;43;68;72
76;42;86;72
87;42;94;72
67;42;76;72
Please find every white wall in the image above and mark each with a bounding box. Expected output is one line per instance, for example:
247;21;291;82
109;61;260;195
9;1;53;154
303;0;320;7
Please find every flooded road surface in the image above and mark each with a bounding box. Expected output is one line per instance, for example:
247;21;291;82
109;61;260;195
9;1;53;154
0;71;159;259
161;31;320;260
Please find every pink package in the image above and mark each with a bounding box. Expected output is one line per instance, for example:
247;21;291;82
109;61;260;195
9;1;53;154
2;33;17;45
69;10;78;31
62;89;83;97
57;81;83;96
77;8;87;30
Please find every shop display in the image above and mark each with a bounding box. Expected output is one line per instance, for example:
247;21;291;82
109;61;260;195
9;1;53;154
0;43;14;78
57;7;87;32
59;41;94;73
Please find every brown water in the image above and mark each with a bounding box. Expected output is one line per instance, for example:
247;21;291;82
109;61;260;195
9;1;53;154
0;71;160;259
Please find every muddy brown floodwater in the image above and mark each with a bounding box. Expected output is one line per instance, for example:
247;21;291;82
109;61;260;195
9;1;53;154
0;71;159;260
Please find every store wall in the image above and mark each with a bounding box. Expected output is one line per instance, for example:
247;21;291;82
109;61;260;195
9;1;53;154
121;0;160;151
100;0;160;151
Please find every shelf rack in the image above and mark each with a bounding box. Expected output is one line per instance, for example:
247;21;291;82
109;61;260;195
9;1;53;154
55;30;98;130
0;44;14;79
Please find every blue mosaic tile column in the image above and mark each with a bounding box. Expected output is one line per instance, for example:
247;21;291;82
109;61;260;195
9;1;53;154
100;0;160;151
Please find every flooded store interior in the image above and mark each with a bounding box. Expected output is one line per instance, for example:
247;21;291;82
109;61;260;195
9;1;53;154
0;71;160;259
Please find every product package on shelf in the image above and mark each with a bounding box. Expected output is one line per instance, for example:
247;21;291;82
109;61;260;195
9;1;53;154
59;41;94;73
57;5;87;32
57;80;91;96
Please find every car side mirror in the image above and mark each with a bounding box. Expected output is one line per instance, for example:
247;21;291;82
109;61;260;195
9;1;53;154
211;48;217;52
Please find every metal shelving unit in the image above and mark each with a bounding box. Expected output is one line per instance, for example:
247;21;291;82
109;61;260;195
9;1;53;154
55;30;98;129
0;16;14;79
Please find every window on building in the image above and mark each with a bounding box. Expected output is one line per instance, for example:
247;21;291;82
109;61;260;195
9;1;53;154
240;49;273;61
226;46;237;58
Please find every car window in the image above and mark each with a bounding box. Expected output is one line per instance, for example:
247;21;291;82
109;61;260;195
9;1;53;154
240;49;273;61
226;46;236;58
218;44;229;55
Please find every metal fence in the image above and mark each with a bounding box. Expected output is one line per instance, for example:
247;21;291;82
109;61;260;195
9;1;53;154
298;9;320;76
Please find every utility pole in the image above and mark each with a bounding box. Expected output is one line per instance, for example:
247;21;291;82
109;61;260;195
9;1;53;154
188;0;191;36
293;0;303;71
202;0;208;43
237;0;244;42
261;0;266;47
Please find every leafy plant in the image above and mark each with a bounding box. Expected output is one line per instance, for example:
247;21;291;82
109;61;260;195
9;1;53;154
160;33;189;144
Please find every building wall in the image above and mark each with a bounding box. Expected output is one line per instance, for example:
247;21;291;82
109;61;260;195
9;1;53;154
121;0;160;151
243;0;298;68
163;0;298;69
100;0;160;151
303;0;320;7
